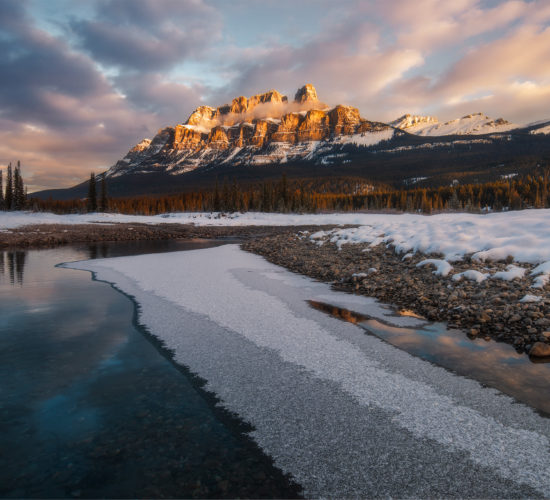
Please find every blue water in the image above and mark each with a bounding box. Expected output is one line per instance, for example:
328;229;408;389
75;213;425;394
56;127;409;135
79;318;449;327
0;241;301;499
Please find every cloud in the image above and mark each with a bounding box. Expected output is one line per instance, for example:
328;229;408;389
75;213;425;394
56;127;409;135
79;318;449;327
213;0;550;124
2;0;550;191
71;0;222;71
0;0;204;191
215;18;423;113
113;73;205;121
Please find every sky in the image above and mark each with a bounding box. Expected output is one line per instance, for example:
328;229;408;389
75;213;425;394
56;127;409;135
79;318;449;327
1;0;550;192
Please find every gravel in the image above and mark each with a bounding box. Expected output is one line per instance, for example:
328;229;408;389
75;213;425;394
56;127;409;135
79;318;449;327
243;232;550;355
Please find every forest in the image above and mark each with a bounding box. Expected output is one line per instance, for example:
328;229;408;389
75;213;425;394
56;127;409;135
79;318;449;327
28;170;550;215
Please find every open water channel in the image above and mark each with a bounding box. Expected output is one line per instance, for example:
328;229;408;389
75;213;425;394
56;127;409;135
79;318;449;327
0;240;301;498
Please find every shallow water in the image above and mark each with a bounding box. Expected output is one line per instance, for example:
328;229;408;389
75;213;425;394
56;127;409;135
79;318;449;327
309;300;550;416
0;241;300;499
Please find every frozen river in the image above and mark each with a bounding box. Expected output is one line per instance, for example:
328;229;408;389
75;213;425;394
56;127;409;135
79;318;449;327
66;244;550;498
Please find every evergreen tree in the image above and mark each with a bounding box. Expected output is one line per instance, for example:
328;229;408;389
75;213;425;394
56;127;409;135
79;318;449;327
5;163;13;210
0;169;4;210
100;174;108;212
213;179;221;211
87;173;97;212
13;161;25;210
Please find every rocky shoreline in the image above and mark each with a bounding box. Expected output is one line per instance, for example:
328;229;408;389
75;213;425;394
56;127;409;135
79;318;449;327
0;222;339;249
243;232;550;357
3;221;549;357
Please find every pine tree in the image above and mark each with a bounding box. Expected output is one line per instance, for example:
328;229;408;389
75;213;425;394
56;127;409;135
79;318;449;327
0;169;4;210
5;163;13;210
100;174;107;212
13;161;25;210
213;179;221;211
87;173;97;212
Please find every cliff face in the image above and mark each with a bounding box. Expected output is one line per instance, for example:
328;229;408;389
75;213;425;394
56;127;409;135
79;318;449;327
165;85;388;151
107;84;393;178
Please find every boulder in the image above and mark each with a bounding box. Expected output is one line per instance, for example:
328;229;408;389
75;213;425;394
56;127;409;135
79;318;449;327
529;342;550;357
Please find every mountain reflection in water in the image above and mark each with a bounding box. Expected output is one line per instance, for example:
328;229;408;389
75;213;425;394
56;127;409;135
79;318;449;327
308;300;550;416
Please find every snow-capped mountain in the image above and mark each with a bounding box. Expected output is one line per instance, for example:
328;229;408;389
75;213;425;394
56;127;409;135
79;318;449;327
34;84;550;200
391;112;518;136
528;120;550;135
107;84;393;178
389;114;439;130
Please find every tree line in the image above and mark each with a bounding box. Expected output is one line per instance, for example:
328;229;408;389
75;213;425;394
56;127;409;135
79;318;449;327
31;170;550;215
1;161;26;210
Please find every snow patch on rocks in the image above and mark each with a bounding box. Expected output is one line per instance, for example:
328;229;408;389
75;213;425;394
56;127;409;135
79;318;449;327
452;270;488;283
417;259;453;277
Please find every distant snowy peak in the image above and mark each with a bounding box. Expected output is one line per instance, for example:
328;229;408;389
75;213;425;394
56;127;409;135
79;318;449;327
391;112;518;136
529;120;550;135
389;114;438;130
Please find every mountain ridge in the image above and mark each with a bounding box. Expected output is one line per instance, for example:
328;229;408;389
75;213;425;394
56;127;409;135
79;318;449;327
32;84;550;200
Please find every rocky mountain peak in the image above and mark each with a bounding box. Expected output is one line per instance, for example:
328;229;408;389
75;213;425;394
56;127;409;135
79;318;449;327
249;89;288;108
186;106;217;129
390;114;439;130
294;84;318;104
130;138;152;152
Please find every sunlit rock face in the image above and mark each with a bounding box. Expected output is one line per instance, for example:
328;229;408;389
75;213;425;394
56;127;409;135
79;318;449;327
294;83;318;104
106;84;393;178
165;84;387;150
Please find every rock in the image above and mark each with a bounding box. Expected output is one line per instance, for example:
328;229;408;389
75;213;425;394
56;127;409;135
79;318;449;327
294;83;318;104
529;342;550;357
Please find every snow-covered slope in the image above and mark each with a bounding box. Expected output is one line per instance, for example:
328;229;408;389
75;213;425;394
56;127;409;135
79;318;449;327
529;121;550;135
390;114;438;130
392;112;518;136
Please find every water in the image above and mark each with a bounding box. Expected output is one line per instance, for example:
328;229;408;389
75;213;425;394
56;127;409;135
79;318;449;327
0;241;301;499
309;300;550;417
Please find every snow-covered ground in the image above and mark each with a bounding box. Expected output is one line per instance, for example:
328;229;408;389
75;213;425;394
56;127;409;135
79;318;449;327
4;209;550;286
66;245;550;497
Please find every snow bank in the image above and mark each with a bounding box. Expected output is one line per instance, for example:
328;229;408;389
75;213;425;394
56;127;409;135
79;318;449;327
304;209;550;265
4;208;550;267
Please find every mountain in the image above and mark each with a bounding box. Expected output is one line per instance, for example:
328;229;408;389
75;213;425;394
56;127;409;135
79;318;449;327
33;85;550;200
390;112;518;136
106;84;393;179
389;114;439;130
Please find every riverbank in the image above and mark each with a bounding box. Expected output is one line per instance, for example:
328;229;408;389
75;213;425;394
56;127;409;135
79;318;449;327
243;233;550;356
0;223;338;249
3;211;550;356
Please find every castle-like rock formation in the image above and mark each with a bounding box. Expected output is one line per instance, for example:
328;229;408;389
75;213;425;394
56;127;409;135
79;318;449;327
147;84;387;152
107;84;393;178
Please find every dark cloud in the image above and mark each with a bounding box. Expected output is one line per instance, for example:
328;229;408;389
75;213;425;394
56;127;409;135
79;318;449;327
113;73;205;122
0;0;206;190
0;1;113;129
71;0;221;71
